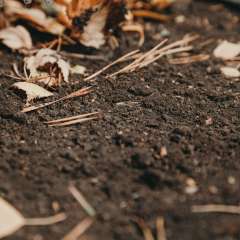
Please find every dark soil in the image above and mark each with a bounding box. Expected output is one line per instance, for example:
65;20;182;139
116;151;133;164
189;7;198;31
1;1;240;239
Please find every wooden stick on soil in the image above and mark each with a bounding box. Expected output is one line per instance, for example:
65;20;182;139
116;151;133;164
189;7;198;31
156;217;167;240
84;49;140;81
136;219;155;240
68;185;96;217
62;217;93;240
46;112;101;127
192;204;240;214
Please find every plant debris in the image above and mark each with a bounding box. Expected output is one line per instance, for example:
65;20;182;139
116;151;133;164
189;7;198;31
0;0;175;51
0;197;66;239
0;25;32;51
192;204;240;215
22;86;93;113
62;185;96;240
12;81;54;103
220;66;240;78
46;111;101;127
213;41;240;60
136;217;167;240
24;48;70;87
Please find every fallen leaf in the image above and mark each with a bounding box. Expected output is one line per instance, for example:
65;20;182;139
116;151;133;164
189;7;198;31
12;82;54;102
0;26;32;50
0;198;25;239
220;67;240;78
214;41;240;60
70;65;86;75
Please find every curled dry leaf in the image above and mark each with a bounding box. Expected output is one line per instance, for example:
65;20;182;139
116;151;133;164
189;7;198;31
24;48;70;87
221;67;240;78
12;82;54;103
214;41;240;60
0;25;32;50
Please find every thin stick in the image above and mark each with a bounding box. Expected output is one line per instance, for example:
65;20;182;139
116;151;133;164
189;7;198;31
192;204;240;214
168;54;210;65
137;219;155;240
84;50;140;81
62;217;93;240
69;185;96;217
116;39;168;74
61;51;106;61
47;116;99;127
25;213;66;226
156;217;167;240
22;87;93;113
46;112;100;125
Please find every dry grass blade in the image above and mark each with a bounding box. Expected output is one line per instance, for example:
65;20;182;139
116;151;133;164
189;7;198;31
69;185;96;217
83;35;198;81
62;217;93;240
192;204;240;214
46;112;100;127
136;219;155;240
22;87;93;113
84;50;140;81
132;10;170;21
156;217;167;240
61;52;106;61
168;54;210;64
25;213;66;226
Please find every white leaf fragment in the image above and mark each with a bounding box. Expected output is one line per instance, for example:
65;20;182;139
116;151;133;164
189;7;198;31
12;82;54;102
0;25;32;50
70;65;86;75
214;41;240;60
0;198;25;239
221;67;240;78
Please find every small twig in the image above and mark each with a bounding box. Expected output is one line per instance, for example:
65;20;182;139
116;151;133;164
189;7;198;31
25;213;66;226
192;204;240;214
69;185;96;217
84;49;140;81
22;87;93;113
136;219;155;240
61;51;107;61
46;112;100;127
62;217;93;240
168;54;210;65
156;217;167;240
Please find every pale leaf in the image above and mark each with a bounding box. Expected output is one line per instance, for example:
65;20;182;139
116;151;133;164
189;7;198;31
0;198;25;239
0;26;32;50
221;67;240;78
70;65;86;75
80;5;109;48
12;82;54;102
214;41;240;60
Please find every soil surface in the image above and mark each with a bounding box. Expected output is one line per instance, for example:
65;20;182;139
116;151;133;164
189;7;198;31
1;1;240;240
